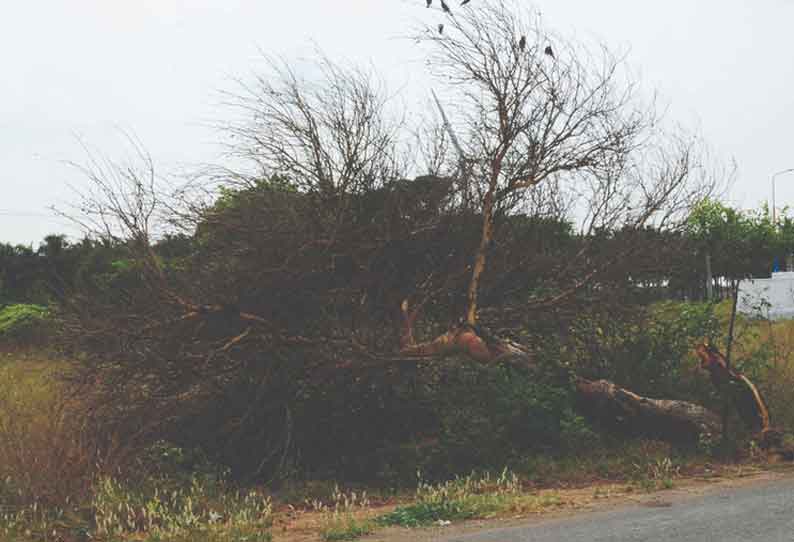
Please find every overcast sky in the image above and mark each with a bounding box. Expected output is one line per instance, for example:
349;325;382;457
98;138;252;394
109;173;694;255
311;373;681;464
2;0;793;245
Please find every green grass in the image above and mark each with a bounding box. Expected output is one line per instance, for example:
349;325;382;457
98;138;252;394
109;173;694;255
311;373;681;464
512;439;684;485
321;517;375;541
377;469;536;528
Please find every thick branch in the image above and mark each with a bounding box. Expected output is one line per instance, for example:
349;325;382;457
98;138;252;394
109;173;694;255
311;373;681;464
695;343;771;434
465;189;496;326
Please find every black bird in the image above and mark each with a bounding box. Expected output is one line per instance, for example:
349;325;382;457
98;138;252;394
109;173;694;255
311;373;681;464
461;0;471;5
518;35;526;51
441;0;451;13
426;0;432;7
544;45;555;58
438;23;445;34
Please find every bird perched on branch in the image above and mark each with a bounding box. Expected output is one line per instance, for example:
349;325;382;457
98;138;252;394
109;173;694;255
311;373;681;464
441;0;451;13
426;0;432;7
544;45;555;58
518;35;526;51
438;23;445;34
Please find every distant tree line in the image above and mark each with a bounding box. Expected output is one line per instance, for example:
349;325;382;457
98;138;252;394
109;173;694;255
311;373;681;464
4;198;791;312
0;234;193;307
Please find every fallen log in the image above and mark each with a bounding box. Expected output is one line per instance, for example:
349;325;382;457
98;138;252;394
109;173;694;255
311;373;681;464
574;377;722;444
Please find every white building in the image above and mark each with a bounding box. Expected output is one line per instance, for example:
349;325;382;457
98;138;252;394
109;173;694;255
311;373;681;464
738;271;794;320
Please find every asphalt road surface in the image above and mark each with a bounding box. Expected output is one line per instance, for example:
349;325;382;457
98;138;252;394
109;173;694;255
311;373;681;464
443;475;794;542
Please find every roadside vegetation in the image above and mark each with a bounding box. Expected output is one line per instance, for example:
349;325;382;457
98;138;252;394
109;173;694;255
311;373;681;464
1;298;792;541
3;1;794;540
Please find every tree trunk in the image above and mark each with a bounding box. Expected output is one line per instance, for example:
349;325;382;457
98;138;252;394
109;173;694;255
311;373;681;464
575;378;721;443
705;251;713;301
465;186;496;326
720;280;741;443
725;280;740;370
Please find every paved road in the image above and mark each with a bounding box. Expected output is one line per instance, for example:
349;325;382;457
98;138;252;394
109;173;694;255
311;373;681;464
443;476;794;542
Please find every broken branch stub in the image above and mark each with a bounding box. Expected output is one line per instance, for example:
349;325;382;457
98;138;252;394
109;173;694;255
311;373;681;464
398;299;535;366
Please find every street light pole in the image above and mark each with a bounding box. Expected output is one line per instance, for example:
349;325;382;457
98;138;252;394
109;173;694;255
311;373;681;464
772;168;794;226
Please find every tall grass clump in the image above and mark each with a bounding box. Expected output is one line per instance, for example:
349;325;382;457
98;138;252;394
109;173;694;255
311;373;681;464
314;486;375;541
0;356;109;509
92;475;273;541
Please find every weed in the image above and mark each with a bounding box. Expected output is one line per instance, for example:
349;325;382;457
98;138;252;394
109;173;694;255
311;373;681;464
92;474;273;540
697;432;716;456
0;475;274;542
632;457;679;492
322;518;375;541
377;469;525;528
313;485;374;542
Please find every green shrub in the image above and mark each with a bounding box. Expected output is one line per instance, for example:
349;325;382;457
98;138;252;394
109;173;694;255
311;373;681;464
136;440;229;487
0;304;50;344
189;352;588;486
421;360;592;478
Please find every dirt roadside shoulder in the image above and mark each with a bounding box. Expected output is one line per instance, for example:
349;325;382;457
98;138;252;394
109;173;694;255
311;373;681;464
334;465;794;542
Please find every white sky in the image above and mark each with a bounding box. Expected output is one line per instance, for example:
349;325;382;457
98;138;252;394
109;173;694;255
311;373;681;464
1;0;793;245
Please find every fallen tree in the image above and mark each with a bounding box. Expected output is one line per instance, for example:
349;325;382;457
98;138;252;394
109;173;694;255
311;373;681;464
59;1;742;479
400;299;723;445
